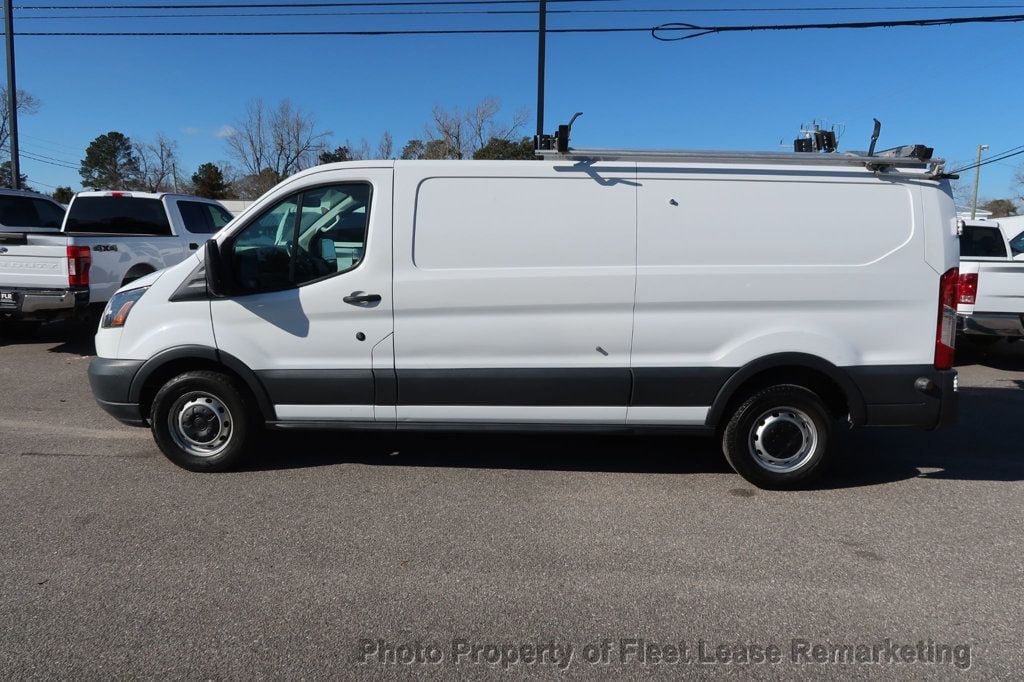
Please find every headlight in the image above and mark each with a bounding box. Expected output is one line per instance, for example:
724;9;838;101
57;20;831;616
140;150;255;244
102;287;149;328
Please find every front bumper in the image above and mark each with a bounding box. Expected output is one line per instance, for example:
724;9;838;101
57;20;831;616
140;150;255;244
0;286;89;321
88;357;146;427
958;312;1024;338
848;366;957;430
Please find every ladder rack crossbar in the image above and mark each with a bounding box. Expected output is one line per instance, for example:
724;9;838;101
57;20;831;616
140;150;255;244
536;147;944;173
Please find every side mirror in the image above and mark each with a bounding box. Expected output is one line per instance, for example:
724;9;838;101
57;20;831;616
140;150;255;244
204;239;228;298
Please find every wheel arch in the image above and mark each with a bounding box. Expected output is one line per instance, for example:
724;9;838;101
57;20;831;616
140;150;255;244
128;345;276;423
705;353;866;429
122;263;157;286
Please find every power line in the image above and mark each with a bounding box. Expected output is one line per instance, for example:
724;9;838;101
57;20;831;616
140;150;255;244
14;0;624;9
949;145;1024;174
26;178;60;189
21;146;78;166
18;26;646;35
2;147;78;169
652;12;1024;40
2;140;81;165
21;152;78;169
17;4;1024;19
19;132;84;155
16;13;1024;36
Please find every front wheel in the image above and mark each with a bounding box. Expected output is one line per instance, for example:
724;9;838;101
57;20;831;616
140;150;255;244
721;385;834;489
150;370;257;472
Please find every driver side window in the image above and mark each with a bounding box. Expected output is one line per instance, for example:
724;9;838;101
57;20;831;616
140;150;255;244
229;183;371;294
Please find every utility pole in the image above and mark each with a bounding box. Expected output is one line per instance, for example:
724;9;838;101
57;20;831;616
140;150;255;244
536;0;546;141
970;143;988;219
3;0;19;190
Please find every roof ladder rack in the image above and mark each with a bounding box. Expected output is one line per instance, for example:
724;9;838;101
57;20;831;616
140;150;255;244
534;114;948;177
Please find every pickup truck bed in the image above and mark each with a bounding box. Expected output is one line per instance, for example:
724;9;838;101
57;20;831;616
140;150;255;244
0;232;89;320
957;219;1024;338
0;192;232;323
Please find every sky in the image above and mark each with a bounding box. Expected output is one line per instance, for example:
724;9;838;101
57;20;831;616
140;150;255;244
7;0;1024;202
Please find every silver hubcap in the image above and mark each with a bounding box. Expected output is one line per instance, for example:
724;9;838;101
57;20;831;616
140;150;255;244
168;392;233;458
748;406;818;473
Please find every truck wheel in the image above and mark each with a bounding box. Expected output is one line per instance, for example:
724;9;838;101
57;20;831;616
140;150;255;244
150;370;256;472
721;385;833;489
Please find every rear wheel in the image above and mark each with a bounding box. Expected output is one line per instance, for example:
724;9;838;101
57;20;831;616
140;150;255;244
721;384;833;489
150;370;257;472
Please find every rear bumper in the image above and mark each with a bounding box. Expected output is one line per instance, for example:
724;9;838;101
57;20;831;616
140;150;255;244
958;312;1024;338
847;366;957;430
0;286;89;321
88;357;146;427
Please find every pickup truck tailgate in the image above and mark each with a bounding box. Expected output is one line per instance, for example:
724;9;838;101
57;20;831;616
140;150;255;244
0;236;69;289
973;261;1024;313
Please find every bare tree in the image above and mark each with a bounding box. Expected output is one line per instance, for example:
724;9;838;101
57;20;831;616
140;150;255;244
344;138;371;161
466;97;527;151
430;105;468;159
1015;163;1024;205
134;134;179;192
224;99;269;179
224;98;330;186
376;131;393;160
423;97;527;160
0;88;41;153
947;159;973;209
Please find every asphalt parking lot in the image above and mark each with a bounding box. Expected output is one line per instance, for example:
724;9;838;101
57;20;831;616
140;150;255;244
1;324;1022;678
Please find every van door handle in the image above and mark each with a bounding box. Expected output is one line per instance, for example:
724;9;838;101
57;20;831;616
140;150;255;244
188;242;199;250
343;292;381;305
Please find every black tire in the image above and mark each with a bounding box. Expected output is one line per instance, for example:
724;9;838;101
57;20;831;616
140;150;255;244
150;370;257;472
721;384;834;490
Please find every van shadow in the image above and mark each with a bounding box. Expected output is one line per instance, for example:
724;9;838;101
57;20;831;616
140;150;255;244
244;430;732;478
241;383;1024;488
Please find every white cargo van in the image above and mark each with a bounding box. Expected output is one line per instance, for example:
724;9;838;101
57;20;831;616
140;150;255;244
87;144;960;488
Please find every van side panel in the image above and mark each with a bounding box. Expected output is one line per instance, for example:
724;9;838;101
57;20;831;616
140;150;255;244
628;167;938;424
392;162;637;423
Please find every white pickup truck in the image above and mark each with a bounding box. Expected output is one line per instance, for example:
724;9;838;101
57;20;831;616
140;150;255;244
0;191;232;328
957;218;1024;339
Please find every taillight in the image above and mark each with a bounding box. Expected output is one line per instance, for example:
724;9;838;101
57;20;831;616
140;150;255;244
958;272;978;305
935;267;959;370
67;245;91;287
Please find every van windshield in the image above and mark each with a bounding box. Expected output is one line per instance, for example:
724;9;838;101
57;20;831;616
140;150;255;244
65;197;171;236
